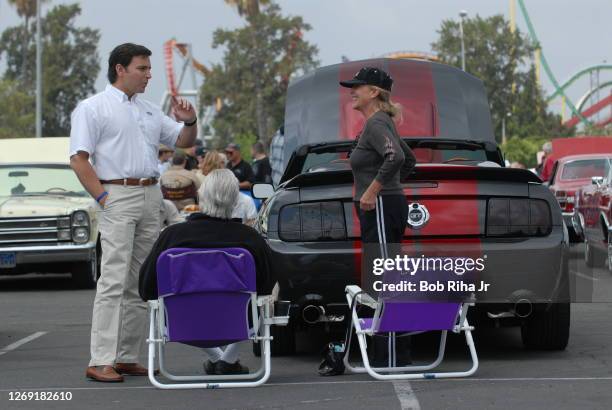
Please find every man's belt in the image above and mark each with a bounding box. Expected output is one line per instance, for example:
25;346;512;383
100;177;158;186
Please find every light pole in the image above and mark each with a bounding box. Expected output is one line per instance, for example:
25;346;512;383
459;10;468;71
36;0;42;138
502;112;512;144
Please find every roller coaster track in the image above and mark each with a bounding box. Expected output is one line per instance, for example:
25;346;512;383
577;80;612;113
548;65;612;103
516;0;590;127
564;93;612;128
163;39;210;97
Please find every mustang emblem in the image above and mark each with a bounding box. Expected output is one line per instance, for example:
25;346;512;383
407;203;430;229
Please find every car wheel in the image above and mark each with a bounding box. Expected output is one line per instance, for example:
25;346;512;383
521;303;570;350
71;248;99;289
585;239;605;268
252;322;296;357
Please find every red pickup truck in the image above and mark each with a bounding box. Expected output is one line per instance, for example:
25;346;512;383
573;155;612;269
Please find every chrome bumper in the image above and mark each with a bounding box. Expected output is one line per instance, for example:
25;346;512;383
562;212;575;232
0;242;96;265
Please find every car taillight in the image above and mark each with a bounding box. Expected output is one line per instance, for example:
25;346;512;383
555;190;575;212
486;198;552;237
279;201;346;242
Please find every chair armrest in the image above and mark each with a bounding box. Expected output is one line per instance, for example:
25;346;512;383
257;295;275;307
345;285;363;298
345;285;377;309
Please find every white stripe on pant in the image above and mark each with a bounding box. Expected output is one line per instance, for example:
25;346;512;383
89;184;162;366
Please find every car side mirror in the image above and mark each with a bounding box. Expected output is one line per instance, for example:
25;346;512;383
591;176;604;187
252;183;274;199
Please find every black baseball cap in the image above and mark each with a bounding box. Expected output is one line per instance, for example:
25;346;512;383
339;67;393;92
225;143;241;152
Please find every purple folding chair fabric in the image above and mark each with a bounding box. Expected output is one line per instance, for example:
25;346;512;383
156;248;256;347
156;248;256;297
164;293;251;347
359;302;460;333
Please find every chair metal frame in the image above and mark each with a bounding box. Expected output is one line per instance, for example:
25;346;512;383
146;248;280;389
343;196;478;380
343;285;479;380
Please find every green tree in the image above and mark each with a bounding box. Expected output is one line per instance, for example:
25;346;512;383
0;3;100;137
0;79;35;139
501;135;548;168
432;14;572;141
234;133;257;162
200;1;318;147
7;0;50;81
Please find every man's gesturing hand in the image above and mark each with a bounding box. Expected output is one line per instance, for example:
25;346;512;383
171;96;196;123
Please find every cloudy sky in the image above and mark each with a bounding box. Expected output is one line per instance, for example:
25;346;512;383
1;0;610;115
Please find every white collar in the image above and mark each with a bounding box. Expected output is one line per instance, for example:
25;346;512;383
105;84;136;102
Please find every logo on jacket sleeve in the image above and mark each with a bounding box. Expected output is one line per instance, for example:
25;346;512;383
407;203;430;229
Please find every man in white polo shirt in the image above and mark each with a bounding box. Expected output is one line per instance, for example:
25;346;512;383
69;43;197;382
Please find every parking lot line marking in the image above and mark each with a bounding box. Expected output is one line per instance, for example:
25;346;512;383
570;270;600;281
0;331;47;357
3;376;612;392
393;381;421;410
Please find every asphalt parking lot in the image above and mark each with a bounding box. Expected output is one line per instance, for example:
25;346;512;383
1;244;611;410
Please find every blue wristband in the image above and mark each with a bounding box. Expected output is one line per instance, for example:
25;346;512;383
96;191;108;203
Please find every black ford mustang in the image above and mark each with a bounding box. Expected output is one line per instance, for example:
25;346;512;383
254;58;570;355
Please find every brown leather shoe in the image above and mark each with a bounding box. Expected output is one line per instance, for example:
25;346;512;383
86;366;124;382
114;362;158;376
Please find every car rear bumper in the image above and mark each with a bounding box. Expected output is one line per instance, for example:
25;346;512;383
266;228;569;322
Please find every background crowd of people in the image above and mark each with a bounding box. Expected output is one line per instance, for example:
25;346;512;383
157;139;273;223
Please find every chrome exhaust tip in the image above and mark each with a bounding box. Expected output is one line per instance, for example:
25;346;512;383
513;298;533;318
302;304;325;324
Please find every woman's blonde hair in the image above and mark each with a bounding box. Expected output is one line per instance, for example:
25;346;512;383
371;86;402;121
200;150;224;176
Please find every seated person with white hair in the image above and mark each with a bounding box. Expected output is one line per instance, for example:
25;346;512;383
139;169;275;375
197;150;257;225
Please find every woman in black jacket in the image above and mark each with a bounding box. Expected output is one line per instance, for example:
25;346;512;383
340;67;416;366
340;67;416;245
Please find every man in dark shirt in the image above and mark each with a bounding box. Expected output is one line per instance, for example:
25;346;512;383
225;143;255;190
251;141;272;184
183;139;203;171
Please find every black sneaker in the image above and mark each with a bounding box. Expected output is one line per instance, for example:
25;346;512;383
203;360;216;375
214;360;249;375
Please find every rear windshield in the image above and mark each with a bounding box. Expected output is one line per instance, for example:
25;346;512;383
300;141;491;174
561;159;610;180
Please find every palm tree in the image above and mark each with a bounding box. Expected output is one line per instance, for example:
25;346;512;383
224;0;269;18
7;0;48;81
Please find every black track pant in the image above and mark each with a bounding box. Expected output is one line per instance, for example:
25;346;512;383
355;194;411;365
355;194;408;244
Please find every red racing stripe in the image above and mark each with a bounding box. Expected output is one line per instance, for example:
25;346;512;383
388;59;439;137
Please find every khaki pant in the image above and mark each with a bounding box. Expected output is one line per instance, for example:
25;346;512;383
89;184;162;366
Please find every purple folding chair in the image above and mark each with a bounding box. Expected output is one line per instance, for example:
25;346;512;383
147;247;277;389
343;285;478;380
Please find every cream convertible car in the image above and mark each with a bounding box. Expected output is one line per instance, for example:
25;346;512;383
0;137;100;288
